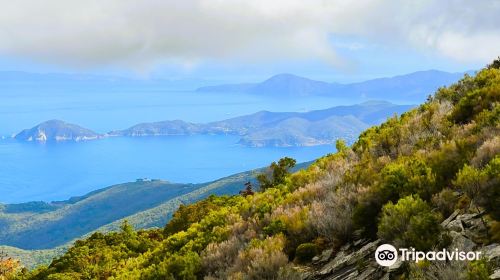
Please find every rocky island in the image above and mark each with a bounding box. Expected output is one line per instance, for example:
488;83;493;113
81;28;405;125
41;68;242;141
14;120;102;142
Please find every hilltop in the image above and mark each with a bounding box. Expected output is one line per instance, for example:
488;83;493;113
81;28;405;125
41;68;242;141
197;70;470;102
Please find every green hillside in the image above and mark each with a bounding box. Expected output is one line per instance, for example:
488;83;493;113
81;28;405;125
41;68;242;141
0;181;200;249
4;61;500;279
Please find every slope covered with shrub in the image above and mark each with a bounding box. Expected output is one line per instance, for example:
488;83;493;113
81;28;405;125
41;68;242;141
9;61;500;279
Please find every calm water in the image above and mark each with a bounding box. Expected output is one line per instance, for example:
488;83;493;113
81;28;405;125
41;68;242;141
0;87;353;203
0;134;334;203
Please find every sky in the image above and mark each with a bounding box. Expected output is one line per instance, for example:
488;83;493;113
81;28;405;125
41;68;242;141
0;0;499;83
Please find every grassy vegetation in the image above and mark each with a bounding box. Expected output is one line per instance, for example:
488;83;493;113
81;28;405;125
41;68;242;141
2;60;499;279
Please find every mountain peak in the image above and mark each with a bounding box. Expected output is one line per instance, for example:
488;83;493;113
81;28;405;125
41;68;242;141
265;73;310;81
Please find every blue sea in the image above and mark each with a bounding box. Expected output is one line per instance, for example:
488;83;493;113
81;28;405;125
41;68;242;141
0;88;352;203
0;136;334;203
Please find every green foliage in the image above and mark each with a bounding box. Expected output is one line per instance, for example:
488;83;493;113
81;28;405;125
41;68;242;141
449;69;500;124
378;195;442;250
151;252;201;280
263;220;286;236
15;60;500;279
487;57;500;69
379;157;437;201
257;157;296;190
467;259;492;280
294;243;318;263
164;195;227;235
335;139;349;153
454;156;500;219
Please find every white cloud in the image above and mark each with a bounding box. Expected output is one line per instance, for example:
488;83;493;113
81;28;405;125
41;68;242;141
0;0;498;68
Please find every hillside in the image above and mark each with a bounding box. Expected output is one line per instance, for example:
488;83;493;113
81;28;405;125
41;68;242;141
110;101;413;147
9;60;499;279
0;180;196;249
197;70;469;102
0;161;310;251
14;120;101;142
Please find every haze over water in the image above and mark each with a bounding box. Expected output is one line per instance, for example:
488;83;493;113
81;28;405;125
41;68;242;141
0;87;347;203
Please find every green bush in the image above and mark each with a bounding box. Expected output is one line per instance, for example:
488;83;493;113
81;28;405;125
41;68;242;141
263;220;286;236
454;156;500;219
294;243;318;263
467;259;491;280
379;157;437;202
378;195;442;250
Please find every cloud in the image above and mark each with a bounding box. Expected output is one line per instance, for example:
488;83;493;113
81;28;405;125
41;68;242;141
0;0;498;69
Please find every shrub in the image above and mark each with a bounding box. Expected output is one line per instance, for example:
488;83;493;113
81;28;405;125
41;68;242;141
201;237;244;278
379;157;437;202
378;195;442;250
263;219;286;236
432;188;459;217
310;187;357;242
472;136;500;167
294;243;318;263
0;255;21;280
409;260;466;280
466;259;491;280
152;252;201;280
450;68;500;124
454;156;500;219
164;196;226;235
230;236;289;280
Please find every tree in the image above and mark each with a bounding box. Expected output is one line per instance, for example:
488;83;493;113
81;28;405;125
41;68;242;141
257;157;296;191
239;181;255;196
487;56;500;69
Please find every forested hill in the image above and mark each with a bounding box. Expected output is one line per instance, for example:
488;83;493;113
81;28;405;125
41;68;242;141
6;60;500;279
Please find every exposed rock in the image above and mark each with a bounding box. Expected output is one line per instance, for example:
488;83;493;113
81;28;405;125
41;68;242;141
304;210;499;280
446;219;465;232
449;231;476;252
484;243;500;263
491;269;500;279
305;240;386;280
312;249;333;265
441;210;460;227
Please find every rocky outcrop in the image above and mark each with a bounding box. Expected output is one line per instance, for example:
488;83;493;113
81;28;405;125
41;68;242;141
304;211;500;280
303;239;389;280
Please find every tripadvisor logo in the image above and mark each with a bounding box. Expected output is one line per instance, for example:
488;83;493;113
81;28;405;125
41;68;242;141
375;244;482;267
375;244;398;266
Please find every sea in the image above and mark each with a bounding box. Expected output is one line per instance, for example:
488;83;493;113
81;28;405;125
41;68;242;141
0;87;355;203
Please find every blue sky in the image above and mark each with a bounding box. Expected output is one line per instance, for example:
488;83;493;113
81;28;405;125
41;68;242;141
0;1;497;83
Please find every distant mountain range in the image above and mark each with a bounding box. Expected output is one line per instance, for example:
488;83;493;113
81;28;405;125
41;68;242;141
14;101;414;147
197;70;472;102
